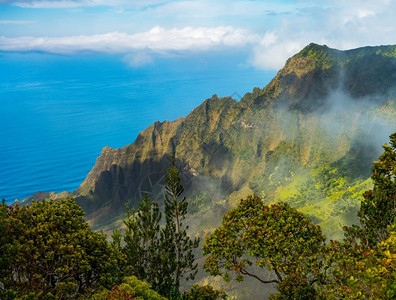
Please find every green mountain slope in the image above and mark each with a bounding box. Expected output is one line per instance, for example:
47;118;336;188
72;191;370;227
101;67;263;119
24;44;396;241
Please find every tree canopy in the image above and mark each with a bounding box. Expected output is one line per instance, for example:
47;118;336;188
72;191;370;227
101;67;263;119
160;157;200;296
91;276;166;300
321;133;396;299
203;195;327;299
122;193;162;290
1;133;394;299
357;132;396;246
203;133;396;299
0;198;117;299
112;157;200;299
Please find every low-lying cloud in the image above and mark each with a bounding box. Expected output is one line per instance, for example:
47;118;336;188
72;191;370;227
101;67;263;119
251;0;396;69
1;1;395;70
0;26;256;55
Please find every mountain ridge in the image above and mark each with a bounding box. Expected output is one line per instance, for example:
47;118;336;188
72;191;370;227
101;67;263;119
22;43;396;239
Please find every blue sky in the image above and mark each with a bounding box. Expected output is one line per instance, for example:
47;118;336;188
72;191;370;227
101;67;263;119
1;0;395;70
1;0;395;201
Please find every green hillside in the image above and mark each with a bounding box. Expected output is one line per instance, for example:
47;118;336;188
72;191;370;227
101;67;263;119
38;43;392;237
21;44;396;239
11;43;396;299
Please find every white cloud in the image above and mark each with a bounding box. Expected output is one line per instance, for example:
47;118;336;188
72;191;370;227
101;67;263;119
250;0;396;70
0;26;257;54
252;38;302;70
1;0;395;71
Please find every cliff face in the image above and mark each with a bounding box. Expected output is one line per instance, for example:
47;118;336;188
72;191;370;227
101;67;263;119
30;43;396;236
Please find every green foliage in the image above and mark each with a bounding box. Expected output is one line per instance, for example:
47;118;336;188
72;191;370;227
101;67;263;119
0;198;117;299
117;158;199;298
182;284;227;300
376;46;396;58
91;276;166;300
110;228;129;284
276;162;370;239
159;157;200;297
203;195;327;299
298;43;340;68
321;220;396;299
357;132;396;246
188;192;211;214
202;132;396;298
283;165;365;210
121;193;162;290
319;133;396;298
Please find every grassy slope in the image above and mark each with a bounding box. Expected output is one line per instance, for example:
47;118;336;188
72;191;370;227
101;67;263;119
89;45;396;241
70;45;396;300
17;44;396;299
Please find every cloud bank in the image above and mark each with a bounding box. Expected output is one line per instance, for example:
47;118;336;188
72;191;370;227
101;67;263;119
0;26;256;54
1;0;395;70
251;0;396;69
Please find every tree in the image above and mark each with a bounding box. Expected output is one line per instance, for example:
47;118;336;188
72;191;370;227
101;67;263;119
320;133;396;298
91;276;166;300
0;198;117;299
118;158;199;298
158;157;200;298
321;219;395;299
182;284;227;300
0;199;15;300
357;132;396;246
109;227;129;286
121;193;162;290
202;195;328;299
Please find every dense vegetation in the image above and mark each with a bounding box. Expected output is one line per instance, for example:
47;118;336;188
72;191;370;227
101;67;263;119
203;197;327;298
1;44;395;299
203;133;396;299
0;197;116;299
112;157;200;298
0;159;221;299
39;43;394;245
1;133;394;299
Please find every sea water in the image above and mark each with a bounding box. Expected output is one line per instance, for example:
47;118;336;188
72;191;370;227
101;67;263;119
0;52;274;203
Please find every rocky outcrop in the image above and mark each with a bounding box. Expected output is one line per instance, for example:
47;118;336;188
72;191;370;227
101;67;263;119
26;44;396;233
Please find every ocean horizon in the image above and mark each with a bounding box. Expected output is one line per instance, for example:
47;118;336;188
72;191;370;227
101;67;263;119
1;51;274;203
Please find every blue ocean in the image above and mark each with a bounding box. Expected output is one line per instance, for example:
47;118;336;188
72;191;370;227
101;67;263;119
0;52;274;203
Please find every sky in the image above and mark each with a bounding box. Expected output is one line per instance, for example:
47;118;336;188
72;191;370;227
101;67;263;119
1;0;395;201
0;0;395;70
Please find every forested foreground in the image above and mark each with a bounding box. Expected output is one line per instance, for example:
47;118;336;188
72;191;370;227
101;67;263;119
1;133;395;299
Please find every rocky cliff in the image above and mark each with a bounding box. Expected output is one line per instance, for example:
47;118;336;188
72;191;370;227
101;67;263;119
26;43;396;239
